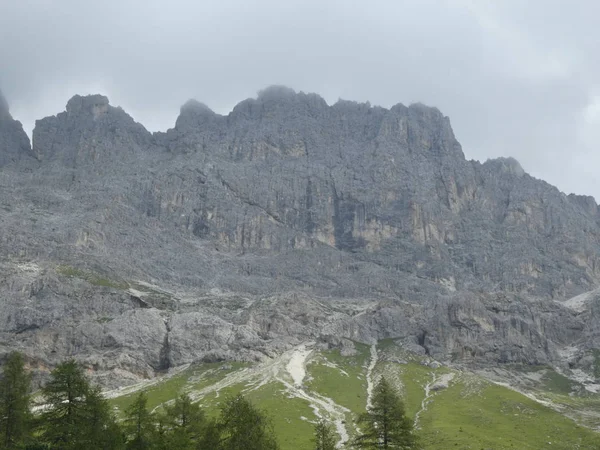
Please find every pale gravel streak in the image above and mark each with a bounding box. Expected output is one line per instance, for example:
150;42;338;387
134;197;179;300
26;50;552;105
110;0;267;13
178;343;351;447
282;344;350;448
286;343;312;387
411;372;455;428
490;380;555;408
320;360;349;377
276;376;350;448
105;343;353;446
414;372;436;429
365;344;378;411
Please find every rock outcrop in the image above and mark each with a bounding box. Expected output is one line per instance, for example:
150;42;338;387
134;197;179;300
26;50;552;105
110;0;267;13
0;89;33;167
1;86;600;386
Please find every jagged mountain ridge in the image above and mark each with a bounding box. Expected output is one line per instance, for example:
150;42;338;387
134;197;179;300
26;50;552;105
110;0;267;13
1;85;600;387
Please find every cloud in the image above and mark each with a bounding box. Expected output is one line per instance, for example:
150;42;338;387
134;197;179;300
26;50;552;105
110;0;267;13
1;0;598;198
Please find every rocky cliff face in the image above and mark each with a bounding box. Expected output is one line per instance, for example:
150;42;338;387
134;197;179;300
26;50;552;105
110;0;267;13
0;89;33;167
1;86;600;387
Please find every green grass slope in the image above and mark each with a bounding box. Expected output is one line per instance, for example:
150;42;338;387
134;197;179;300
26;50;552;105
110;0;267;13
107;341;600;449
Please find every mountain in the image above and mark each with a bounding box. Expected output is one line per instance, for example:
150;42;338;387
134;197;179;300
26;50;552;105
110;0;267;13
1;85;600;399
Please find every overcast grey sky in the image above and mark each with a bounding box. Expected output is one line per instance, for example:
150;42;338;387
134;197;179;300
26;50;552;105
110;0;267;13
1;0;598;198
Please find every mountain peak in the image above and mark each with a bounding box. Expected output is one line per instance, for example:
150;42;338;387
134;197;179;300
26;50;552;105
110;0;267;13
180;99;215;115
256;85;297;101
32;94;151;167
484;156;526;177
173;99;220;133
66;94;110;119
255;85;328;108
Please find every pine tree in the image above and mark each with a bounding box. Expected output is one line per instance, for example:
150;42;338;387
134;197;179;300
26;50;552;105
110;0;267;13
0;352;31;449
39;360;91;449
156;394;205;449
312;419;337;450
218;394;279;450
123;392;156;450
354;377;416;449
198;418;221;450
36;360;123;450
80;386;124;449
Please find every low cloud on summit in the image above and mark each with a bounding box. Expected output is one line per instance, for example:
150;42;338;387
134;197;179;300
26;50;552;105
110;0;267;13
1;0;599;198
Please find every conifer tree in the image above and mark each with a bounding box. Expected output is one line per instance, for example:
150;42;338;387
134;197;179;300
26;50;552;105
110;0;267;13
0;352;31;449
80;386;124;449
123;392;156;450
218;394;279;450
37;360;122;449
39;360;91;449
198;418;221;450
312;419;337;450
354;377;416;449
156;394;205;449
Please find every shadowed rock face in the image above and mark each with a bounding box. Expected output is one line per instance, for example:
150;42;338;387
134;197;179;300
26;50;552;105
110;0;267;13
1;86;600;386
0;89;9;118
33;93;153;169
0;89;33;167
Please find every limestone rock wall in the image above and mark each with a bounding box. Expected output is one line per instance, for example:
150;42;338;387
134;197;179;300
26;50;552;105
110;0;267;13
1;86;600;385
